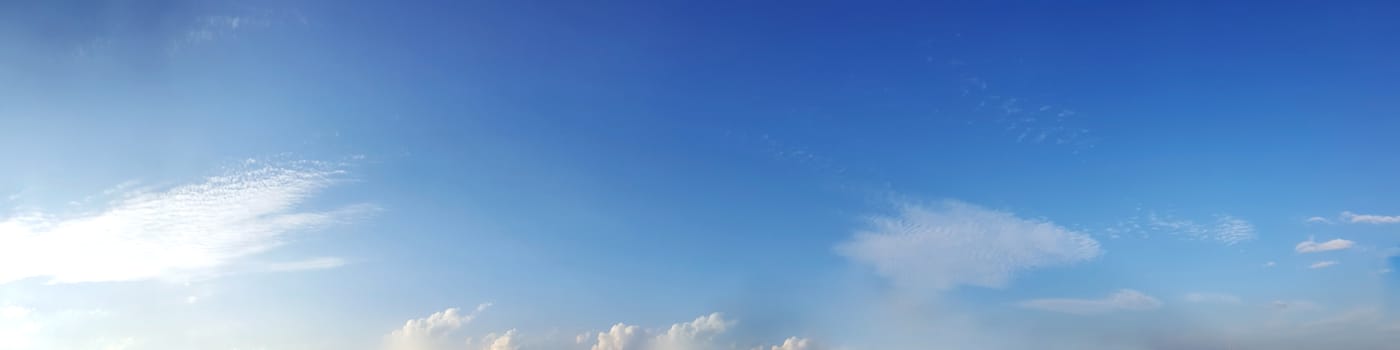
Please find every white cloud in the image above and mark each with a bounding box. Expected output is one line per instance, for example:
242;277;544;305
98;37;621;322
470;329;521;350
384;304;492;350
1309;261;1339;269
1305;216;1332;224
591;324;645;350
837;200;1101;292
0;305;38;350
98;337;136;350
651;313;732;350
388;309;811;350
0;163;370;285
1184;293;1241;304
1018;289;1162;315
1295;238;1355;253
591;313;733;350
756;337;817;350
1263;261;1276;268
1340;211;1400;224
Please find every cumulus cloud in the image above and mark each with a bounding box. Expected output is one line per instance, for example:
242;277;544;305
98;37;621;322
384;304;492;350
1295;238;1355;253
755;337;816;350
837;200;1101;292
1340;211;1400;224
1018;289;1162;315
1304;216;1332;224
470;329;521;350
589;313;737;350
1184;293;1241;304
0;163;371;285
1309;261;1339;269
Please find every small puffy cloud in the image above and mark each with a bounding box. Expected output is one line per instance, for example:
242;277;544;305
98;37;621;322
1340;211;1400;224
1295;238;1355;253
1018;289;1162;315
1184;293;1241;304
384;304;492;350
0;163;371;285
1263;261;1277;268
837;200;1101;292
1309;261;1339;269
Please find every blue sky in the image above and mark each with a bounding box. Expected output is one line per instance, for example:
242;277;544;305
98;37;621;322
2;1;1399;349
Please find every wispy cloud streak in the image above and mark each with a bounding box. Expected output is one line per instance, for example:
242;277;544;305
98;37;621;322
0;162;370;284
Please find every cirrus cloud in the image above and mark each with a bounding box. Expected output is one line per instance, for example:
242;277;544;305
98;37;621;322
0;162;371;285
1295;238;1355;253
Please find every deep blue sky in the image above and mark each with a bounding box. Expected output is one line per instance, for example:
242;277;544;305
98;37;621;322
2;1;1398;349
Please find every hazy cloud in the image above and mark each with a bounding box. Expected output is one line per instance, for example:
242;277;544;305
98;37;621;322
1018;289;1162;315
837;200;1102;292
1309;261;1339;269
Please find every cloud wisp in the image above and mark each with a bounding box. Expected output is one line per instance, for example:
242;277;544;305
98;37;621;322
1018;289;1162;315
1295;238;1355;253
837;200;1102;293
1106;212;1257;245
0;163;370;285
1340;211;1400;224
1309;261;1339;269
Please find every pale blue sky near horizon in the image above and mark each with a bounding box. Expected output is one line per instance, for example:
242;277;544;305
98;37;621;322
2;1;1398;349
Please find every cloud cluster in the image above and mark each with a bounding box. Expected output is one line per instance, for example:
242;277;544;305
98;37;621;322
1018;289;1162;315
591;313;734;350
387;309;813;350
1295;238;1355;253
0;163;369;284
837;200;1102;292
385;304;493;350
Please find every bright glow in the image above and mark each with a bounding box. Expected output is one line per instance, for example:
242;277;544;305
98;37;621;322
0;164;369;284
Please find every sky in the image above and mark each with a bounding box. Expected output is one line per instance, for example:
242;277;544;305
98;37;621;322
2;0;1399;349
